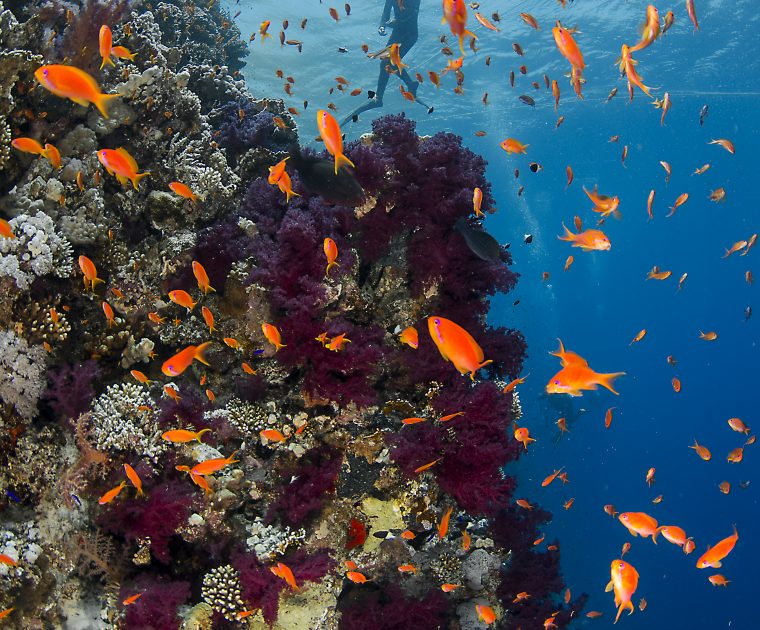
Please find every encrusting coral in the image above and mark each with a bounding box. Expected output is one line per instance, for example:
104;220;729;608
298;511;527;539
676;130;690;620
0;0;584;627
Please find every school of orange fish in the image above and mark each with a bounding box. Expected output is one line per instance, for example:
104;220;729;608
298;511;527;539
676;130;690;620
2;0;753;625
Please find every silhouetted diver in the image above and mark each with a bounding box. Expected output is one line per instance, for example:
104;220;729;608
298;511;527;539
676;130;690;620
341;0;432;125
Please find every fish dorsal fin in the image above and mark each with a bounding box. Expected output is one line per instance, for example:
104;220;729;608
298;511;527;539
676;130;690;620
116;147;138;172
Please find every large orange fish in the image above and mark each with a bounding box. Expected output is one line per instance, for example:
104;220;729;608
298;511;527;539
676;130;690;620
696;526;738;569
557;223;611;251
630;6;661;53
546;347;625;396
442;0;477;55
427;316;492;380
618;512;659;542
606;559;639;623
552;21;585;71
97;148;150;189
317;110;354;174
161;342;212;376
621;45;652;97
584;186;620;219
35;65;121;118
99;25;115;69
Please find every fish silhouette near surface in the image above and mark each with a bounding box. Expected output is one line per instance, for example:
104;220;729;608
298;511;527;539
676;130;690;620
288;145;364;205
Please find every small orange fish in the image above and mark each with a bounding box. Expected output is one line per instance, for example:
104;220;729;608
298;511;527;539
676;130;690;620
97;148;150;189
556;417;569;433
647;266;672;281
630;329;647;345
655;525;688;547
99;25;115;68
514;426;536;450
400;530;416;540
161;342;212;376
345;571;368;583
646;189;655;220
620;44;652;97
260;429;286;443
584;186;620;219
262;322;286;351
78;255;104;291
148;312;166;325
317;110;354;174
191;261;215;295
604;407;616;429
513;592;531;603
727;447;744;463
621;542;631;557
168;289;196;311
399;326;419;349
98;481;126;505
111;45;136;61
439;412;464;422
323;237;339;276
563;498;575;510
271;562;299;590
696;526;738;569
672;377;682;393
162;428;211;443
397;564;417;574
502;374;528;394
402;417;427;426
462;529;471;551
130;369;152;385
190;451;239;477
242;362;257;375
586;611;603;618
0;554;17;566
619;512;659;541
684;538;696;554
102;301;116;327
557;223;611;252
35;65;121;118
727;417;750;434
123;463;143;496
122;592;143;606
0;218;15;239
414;457;442;473
223;337;242;351
520;12;539;29
547;353;624;397
201;306;216;334
708;574;730;587
11;137;47;157
719;481;731;495
169;181;199;202
441;583;460;592
516;498;533;510
533;535;545;546
689;439;712;461
552;21;585;71
472;187;484;217
438;506;453;540
607;559;639;623
645;467;656;487
564;255;574;271
163;384;181;402
236;610;256;620
666;193;689;217
630;5;661;53
723;240;747;258
699;330;718;341
428;316;492;380
686;0;699;29
709;138;735;154
475;604;497;625
541;467;564;487
500;138;528;154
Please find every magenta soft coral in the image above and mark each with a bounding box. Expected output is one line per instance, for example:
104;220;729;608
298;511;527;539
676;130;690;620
232;547;334;624
338;584;449;630
265;445;342;528
98;480;198;564
120;575;190;630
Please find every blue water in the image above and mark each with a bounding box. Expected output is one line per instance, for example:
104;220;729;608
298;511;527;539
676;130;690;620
231;1;758;626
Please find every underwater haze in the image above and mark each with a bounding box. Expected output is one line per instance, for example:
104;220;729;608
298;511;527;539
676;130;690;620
0;0;757;627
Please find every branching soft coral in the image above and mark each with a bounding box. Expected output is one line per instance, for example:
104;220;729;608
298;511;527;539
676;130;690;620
120;574;191;630
44;360;100;423
98;480;197;564
232;547;334;624
265;445;342;528
338;584;449;630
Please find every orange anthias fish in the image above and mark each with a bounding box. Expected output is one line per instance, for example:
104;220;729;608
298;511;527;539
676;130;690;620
262;322;286;351
11;137;46;158
709;138;735;154
620;44;652;98
324;237;339;275
98;481;126;505
438;506;453;540
271;562;299;590
618;512;659;542
542;467;564;487
169;182;199;202
606;559;639;623
97;148;150;189
630;5;661;53
78;255;104;291
442;0;476;54
667;193;689;217
546;353;625;397
35;65;121;118
162;342;212;376
689;439;712;461
0;554;17;566
500;138;528;154
399;326;419;349
475;604;496;625
557;223;611;252
122;593;143;606
111;45;136;61
124;463;143;496
552;21;585;71
583;186;620;219
696;526;738;569
388;43;408;72
317;110;354;174
260;429;287;443
192;261;215;294
162;428;211;443
189;451;239;476
502;374;528;394
346;571;368;583
99;25;115;69
168;289;196;311
427;316;493;380
708;574;730;587
472;187;484;217
514;426;536;450
655;525;688;547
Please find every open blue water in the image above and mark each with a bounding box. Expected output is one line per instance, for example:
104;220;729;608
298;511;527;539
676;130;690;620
230;1;757;626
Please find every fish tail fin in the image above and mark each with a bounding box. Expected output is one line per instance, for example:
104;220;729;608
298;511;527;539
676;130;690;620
93;92;122;119
614;601;634;624
469;359;493;380
597;372;626;394
275;342;287;351
228;450;240;464
285;188;300;202
653;526;663;543
194;341;213;366
550;338;566;359
334;152;355;174
325;261;339;276
195;428;212;443
557;222;575;241
100;55;115;70
131;171;150;190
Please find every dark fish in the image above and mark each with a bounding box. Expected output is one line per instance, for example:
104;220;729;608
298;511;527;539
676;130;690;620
518;186;524;196
288;145;364;205
529;162;542;173
509;71;515;87
338;46;348;53
513;42;524;56
745;306;752;321
606;87;618;102
514;169;519;179
519;95;535;107
739;480;751;489
513;299;520;306
5;490;20;503
699;104;708;126
523;234;533;244
454;218;503;263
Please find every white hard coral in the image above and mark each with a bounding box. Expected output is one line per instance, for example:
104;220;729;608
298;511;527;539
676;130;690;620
0;329;46;420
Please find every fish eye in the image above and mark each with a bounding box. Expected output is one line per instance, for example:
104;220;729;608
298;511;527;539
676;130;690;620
554;380;560;385
621;514;628;520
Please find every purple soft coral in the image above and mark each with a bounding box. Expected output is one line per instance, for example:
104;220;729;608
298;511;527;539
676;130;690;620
121;575;190;630
338;584;449;630
44;360;100;423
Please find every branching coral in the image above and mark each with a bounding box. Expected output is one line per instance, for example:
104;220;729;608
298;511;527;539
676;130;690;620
0;329;47;420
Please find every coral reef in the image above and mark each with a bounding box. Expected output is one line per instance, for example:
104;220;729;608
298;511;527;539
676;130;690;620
0;1;576;627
